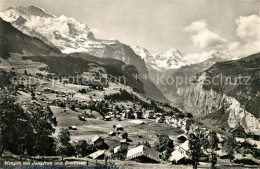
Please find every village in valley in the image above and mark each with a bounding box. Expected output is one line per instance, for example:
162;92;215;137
0;2;260;168
0;59;259;168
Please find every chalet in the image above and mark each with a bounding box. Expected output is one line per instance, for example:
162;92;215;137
154;113;162;118
176;113;185;119
91;135;104;147
113;124;124;131
108;131;116;136
114;146;121;154
69;125;77;130
104;115;111;121
240;140;255;150
169;118;178;126
108;111;114;116
215;150;229;159
165;116;172;124
173;140;209;163
177;120;183;128
156;117;163;123
88;150;105;159
115;114;122;120
229;123;247;138
247;133;260;141
44;88;53;93
78;116;87;121
118;132;128;139
124;110;135;119
134;111;143;119
217;133;225;143
175;140;189;156
247;138;260;157
120;139;128;145
169;150;190;164
236;138;256;148
186;113;193;119
126;145;160;163
143;110;155;119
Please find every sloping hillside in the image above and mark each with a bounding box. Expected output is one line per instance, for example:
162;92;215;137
23;55;145;93
0;18;61;58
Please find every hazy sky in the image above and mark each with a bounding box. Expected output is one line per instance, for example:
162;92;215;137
1;0;260;54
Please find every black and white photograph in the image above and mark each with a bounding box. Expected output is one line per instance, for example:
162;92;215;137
0;0;260;168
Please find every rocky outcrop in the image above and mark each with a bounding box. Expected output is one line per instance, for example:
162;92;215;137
178;72;260;132
180;73;224;115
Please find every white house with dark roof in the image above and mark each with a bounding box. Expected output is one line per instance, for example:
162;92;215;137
169;149;189;164
170;140;191;164
113;124;124;131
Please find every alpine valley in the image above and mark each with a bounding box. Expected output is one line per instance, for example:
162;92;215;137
0;5;259;134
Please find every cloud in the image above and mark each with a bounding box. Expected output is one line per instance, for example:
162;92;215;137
185;20;227;49
236;15;260;42
226;14;260;58
184;20;207;33
185;14;260;62
191;29;227;49
185;50;217;64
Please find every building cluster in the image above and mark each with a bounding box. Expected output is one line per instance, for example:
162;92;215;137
86;126;162;163
165;113;193;131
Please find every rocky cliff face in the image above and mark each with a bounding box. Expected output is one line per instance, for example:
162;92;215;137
178;52;260;133
178;73;224;114
179;73;260;132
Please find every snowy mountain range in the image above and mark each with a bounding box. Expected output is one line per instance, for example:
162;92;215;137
0;5;99;53
0;5;213;73
132;46;187;71
0;5;169;102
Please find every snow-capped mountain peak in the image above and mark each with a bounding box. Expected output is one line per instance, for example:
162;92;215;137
132;46;187;70
0;5;97;52
165;48;181;55
6;5;55;19
131;46;151;59
153;48;184;61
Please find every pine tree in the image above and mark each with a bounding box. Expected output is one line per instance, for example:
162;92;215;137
223;135;238;162
188;133;202;169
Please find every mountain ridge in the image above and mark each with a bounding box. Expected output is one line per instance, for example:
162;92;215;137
178;52;260;132
0;17;61;58
0;5;168;102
